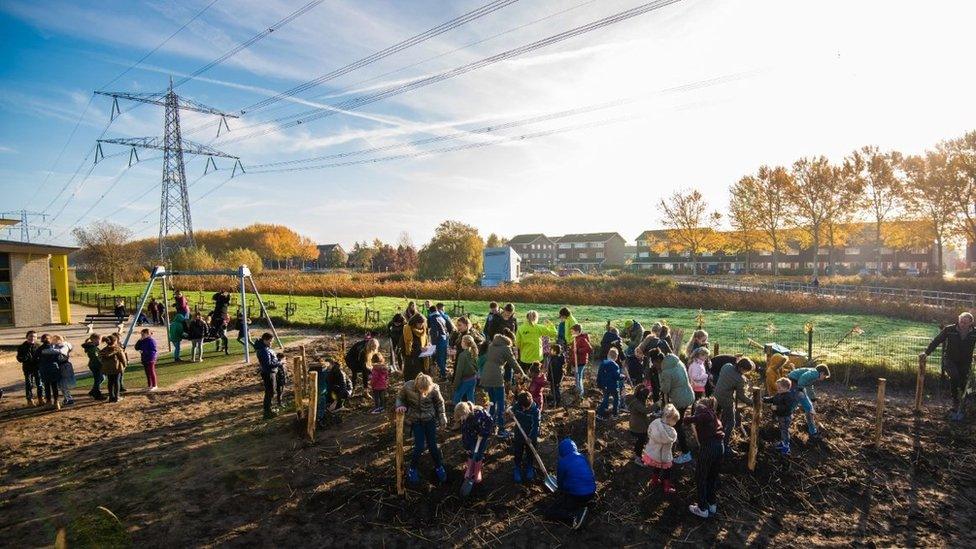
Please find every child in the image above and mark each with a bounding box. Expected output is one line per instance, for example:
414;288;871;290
527;362;547;412
255;332;284;418
628;385;652;464
452;334;479;404
114;299;127;322
787;364;830;438
169;312;187;362
510;391;541;483
51;335;75;407
455;401;494;488
37;335;62;408
210;309;230;354
570;324;593;395
544;437;597;530
369;353;389;414
98;335;128;403
682;396;725;518
598;323;621;361
547;344;566;409
134;328;159;392
396;373;448;484
81;333;105;400
685;329;709;358
688;347;710;400
763;377;798;454
596;348;623;418
643;403;680;494
187;312;209;363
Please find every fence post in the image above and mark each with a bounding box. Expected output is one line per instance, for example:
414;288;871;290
395;408;406;496
292;356;304;419
713;342;720;356
587;409;596;468
748;388;761;472
874;378;886;444
307;370;319;441
807;325;814;361
914;355;926;414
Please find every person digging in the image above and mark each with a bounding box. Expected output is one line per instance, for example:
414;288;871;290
921;312;976;422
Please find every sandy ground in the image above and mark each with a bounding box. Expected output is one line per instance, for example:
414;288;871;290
0;336;972;547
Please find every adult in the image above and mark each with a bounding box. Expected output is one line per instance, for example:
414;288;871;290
402;314;430;383
482;334;520;438
655;351;695;464
16;331;42;406
187;312;209;363
515;310;557;373
485;303;518;384
714;357;755;455
212;290;232;314
148;298;161;325
557;307;578;349
922;312;976;421
625;319;644;356
387;313;406;369
427;306;453;381
255;332;284;419
599;322;621;361
637;324;672;401
173;290;189;317
210;309;229;354
345;337;379;392
707;354;741;397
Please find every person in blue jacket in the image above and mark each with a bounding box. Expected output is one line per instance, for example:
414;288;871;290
545;437;597;529
787;364;830;437
510;391;541;483
255;332;284;419
596;348;624;418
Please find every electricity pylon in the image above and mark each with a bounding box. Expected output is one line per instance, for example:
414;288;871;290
95;79;242;261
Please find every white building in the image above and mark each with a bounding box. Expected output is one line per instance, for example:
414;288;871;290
481;247;521;287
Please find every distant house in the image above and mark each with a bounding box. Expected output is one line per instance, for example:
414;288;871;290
481;247;521;287
316;244;346;269
553;232;627;270
507;234;556;269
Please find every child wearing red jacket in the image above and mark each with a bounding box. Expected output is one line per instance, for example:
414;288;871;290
570;324;593;395
369;353;389;414
527;362;547;412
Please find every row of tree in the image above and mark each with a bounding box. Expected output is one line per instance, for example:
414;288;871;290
656;130;976;275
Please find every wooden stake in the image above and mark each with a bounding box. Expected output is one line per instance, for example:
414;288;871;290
914;355;926;414
54;528;67;549
747;387;761;472
307;370;319;441
395;408;406;496
300;344;307;366
874;378;886;445
587;409;596;468
292;356;304;419
713;342;720;356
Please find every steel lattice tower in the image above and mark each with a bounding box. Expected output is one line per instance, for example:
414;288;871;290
95;79;242;261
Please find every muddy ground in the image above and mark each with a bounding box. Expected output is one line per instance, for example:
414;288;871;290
0;336;972;547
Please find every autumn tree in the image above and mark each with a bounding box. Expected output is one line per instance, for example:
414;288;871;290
72;221;133;290
417;220;484;283
846;146;905;273
396;244;419;271
485;233;507;248
348;242;376;271
787;156;861;277
728;166;791;275
372;243;399;272
220;248;263;274
655;189;722;275
171;246;216;271
726;183;761;274
903;152;956;275
947;131;976;245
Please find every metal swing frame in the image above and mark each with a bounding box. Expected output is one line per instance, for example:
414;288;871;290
121;265;283;363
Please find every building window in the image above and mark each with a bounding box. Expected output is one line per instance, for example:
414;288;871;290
574;243;585;249
558;253;566;259
818;248;829;255
638;252;649;258
595;252;604;259
591;242;604;248
845;247;860;255
579;253;588;259
0;252;11;326
559;243;571;249
880;247;893;255
759;250;772;256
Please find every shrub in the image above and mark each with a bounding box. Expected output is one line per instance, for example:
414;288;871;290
221;248;263;275
171;246;216;271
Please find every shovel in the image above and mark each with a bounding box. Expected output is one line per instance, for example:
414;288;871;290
509;408;558;493
460;435;484;497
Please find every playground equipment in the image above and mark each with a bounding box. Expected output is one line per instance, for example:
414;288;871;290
120;265;282;363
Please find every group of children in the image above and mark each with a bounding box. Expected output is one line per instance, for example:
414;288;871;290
15;327;161;409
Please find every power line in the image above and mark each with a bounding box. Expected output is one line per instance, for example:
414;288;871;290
240;0;519;114
215;0;685;146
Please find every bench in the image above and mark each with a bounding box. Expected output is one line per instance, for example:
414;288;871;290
84;314;132;324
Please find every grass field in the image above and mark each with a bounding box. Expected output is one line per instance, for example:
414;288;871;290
74;335;300;391
76;283;940;379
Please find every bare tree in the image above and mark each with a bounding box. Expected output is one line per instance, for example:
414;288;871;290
72;221;133;290
655;189;722;275
846;146;905;273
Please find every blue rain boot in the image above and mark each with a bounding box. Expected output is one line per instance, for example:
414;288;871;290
525;465;536;481
513;466;523;484
407;467;420;484
434;465;447;483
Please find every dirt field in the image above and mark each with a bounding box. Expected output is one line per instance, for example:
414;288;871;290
1;336;972;547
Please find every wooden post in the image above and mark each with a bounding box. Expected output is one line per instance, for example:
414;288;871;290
807;325;814;361
306;370;319;441
747;388;761;472
587;409;596;468
874;378;886;444
300;344;307;366
55;528;67;549
292;356;304;418
914;355;926;414
395;408;406;496
713;342;720;356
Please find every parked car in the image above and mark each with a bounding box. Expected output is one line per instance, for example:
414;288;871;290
905;267;921;277
858;268;879;276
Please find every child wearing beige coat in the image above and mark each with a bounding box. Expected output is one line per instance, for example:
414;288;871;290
643;403;680;494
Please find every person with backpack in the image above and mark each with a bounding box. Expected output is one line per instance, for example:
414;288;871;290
16;331;42;407
427;305;453;381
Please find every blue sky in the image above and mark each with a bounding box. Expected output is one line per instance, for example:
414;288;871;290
2;0;975;249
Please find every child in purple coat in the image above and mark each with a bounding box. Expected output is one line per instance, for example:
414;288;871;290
134;328;159;392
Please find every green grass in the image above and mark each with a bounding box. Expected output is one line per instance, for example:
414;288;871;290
76;283;939;371
75;336;300;390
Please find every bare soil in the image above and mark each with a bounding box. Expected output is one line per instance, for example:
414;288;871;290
0;336;972;548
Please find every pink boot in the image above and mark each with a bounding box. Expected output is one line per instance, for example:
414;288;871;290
472;460;484;484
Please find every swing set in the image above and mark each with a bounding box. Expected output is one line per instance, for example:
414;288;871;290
121;265;283;363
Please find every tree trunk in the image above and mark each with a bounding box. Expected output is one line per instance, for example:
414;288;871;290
691;252;698;275
937;235;944;276
110;267;116;291
772;236;780;276
811;235;821;277
876;220;884;274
